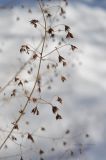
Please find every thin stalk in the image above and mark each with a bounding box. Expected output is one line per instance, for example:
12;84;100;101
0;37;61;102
42;44;71;58
0;0;47;150
0;38;43;94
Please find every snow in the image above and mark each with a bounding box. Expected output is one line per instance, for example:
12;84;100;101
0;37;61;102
0;0;106;159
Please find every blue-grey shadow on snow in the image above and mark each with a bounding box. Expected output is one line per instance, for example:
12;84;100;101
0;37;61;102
71;0;106;9
0;0;106;10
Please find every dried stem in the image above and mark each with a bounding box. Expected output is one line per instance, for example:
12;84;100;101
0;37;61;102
0;38;43;94
43;43;71;58
0;0;47;150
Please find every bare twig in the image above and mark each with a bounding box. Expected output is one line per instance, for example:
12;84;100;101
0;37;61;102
0;0;47;150
0;38;43;94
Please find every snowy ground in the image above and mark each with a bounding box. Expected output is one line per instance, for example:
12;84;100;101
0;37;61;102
0;0;106;160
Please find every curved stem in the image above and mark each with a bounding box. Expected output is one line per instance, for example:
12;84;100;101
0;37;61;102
0;0;47;150
0;38;43;94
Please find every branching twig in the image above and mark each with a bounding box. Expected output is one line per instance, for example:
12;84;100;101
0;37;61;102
0;0;47;150
0;39;43;94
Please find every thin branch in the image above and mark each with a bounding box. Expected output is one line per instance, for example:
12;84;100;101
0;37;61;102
0;38;43;94
0;0;47;150
39;97;52;106
42;44;71;58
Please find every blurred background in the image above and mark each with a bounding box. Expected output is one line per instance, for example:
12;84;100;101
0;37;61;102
0;0;106;160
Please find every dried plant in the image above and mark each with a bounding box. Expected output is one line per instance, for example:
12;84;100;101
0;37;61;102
0;0;92;159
